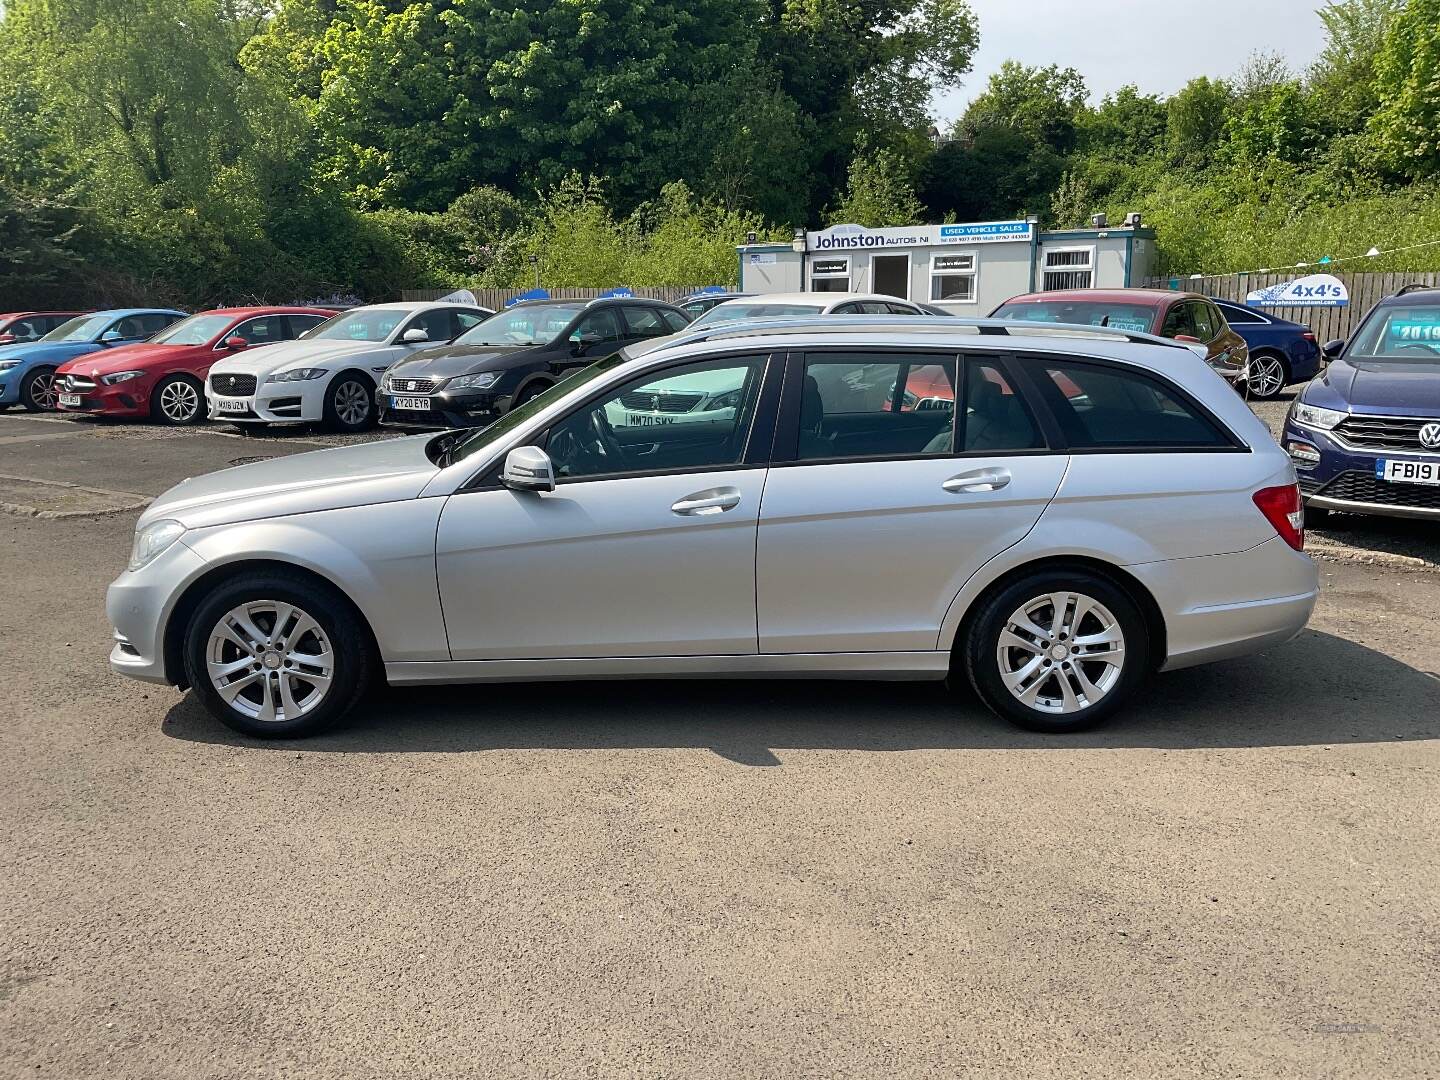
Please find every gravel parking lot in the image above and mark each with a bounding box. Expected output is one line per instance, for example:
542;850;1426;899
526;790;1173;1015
2;408;1437;1079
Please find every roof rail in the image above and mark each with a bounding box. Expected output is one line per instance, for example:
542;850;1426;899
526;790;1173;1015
1395;282;1437;297
645;314;1189;354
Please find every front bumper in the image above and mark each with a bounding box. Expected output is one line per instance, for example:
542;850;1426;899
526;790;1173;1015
55;379;151;418
107;536;209;684
379;388;505;429
1285;420;1440;520
206;380;329;424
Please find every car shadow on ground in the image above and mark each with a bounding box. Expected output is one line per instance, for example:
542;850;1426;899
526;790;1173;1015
162;629;1440;764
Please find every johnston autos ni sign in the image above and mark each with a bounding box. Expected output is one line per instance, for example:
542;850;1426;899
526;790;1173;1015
807;220;1036;250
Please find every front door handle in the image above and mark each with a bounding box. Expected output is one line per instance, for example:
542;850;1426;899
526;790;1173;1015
943;467;1011;494
671;487;742;516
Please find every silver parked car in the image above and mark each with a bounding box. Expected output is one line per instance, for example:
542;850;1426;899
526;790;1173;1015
108;318;1318;738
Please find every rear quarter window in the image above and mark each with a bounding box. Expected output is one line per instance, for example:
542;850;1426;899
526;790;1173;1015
1031;359;1232;449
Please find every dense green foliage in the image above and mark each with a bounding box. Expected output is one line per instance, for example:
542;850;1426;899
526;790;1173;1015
0;0;1437;306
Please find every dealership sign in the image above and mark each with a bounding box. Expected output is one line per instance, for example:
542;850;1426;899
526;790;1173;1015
807;220;1032;251
1245;273;1349;308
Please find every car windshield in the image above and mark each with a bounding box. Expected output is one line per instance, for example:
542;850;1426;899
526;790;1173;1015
442;352;628;465
1345;304;1440;360
303;308;406;342
992;301;1157;334
42;314;113;342
149;313;234;346
690;303;823;327
456;304;587;346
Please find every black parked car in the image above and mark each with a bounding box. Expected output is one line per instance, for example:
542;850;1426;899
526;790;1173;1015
379;298;691;428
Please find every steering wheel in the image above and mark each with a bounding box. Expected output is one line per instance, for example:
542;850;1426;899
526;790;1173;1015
1397;343;1440;357
589;407;624;462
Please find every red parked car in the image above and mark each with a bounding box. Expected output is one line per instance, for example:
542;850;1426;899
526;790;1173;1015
0;311;87;345
53;306;336;425
991;289;1249;387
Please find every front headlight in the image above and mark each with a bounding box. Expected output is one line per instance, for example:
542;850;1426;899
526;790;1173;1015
265;368;328;384
101;370;145;385
1290;400;1347;430
128;519;186;572
445;371;501;392
0;360;21;372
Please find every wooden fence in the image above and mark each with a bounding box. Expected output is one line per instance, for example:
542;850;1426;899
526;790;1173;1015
1143;271;1440;343
401;286;713;307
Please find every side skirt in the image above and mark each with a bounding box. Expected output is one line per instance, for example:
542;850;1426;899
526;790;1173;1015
385;651;951;685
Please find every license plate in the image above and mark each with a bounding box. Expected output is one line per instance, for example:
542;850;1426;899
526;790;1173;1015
1377;459;1440;485
215;398;249;413
624;412;673;427
390;395;430;411
58;393;82;407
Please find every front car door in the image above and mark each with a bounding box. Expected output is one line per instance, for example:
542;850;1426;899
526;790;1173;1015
755;349;1068;654
553;307;626;375
434;351;780;660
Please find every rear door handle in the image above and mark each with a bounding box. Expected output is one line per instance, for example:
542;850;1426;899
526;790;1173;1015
671;487;742;516
943;467;1011;494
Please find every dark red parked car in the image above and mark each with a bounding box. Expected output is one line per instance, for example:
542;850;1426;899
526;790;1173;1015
0;311;87;345
991;288;1248;387
53;306;336;425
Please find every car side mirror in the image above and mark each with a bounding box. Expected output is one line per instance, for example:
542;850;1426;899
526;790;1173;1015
570;330;600;355
502;446;555;493
1322;339;1345;362
223;335;248;350
402;328;429;344
99;330;122;343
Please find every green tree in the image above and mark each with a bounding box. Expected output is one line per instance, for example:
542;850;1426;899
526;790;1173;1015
1079;85;1167;162
958;61;1089;154
1166;76;1233;167
827;139;925;227
1309;0;1405;127
1370;0;1440;178
1227;81;1323;166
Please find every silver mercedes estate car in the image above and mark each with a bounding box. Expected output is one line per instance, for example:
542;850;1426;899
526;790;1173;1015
108;318;1318;738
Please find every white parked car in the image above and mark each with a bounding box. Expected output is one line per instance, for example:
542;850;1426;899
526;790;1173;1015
109;316;1317;740
687;292;934;328
205;302;492;431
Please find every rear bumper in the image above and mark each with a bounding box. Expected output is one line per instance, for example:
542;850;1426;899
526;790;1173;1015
1127;536;1318;672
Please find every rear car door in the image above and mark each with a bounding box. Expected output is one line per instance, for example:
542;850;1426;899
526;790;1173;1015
434;351;780;659
755;349;1068;654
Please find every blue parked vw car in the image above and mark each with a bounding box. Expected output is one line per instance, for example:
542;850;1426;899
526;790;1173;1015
0;308;185;412
1283;284;1440;522
1212;299;1321;400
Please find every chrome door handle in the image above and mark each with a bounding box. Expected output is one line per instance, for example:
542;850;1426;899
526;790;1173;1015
671;487;742;516
943;467;1011;494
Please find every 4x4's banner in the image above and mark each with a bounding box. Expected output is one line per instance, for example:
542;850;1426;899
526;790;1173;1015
1245;273;1349;307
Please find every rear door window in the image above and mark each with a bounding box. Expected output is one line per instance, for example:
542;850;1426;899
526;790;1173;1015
796;353;957;460
961;361;1043;452
621;305;670;339
284;314;329;338
1031;359;1231;448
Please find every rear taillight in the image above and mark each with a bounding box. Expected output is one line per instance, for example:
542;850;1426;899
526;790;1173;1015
1301;330;1316;342
1253;483;1305;550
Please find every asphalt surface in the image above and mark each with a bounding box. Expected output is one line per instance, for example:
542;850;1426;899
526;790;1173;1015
2;408;1438;1079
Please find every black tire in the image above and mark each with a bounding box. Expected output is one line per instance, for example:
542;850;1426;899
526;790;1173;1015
150;373;206;425
509;381;550;411
1245;350;1290;400
19;366;59;412
963;569;1150;734
183;570;374;739
322;371;376;432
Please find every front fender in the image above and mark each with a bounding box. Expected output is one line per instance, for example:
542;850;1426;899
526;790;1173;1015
178;498;450;662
